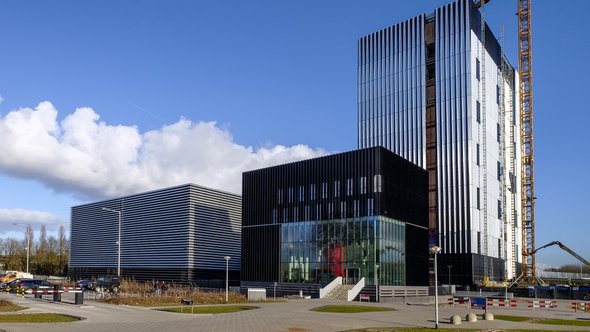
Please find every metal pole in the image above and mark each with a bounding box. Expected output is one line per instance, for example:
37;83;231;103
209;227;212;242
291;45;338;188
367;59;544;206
13;223;30;273
102;208;122;277
430;246;441;330
25;225;30;274
434;252;439;329
448;265;452;294
224;256;231;303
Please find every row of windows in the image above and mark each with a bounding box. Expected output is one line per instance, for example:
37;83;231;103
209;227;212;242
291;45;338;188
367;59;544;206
276;175;382;204
272;199;376;223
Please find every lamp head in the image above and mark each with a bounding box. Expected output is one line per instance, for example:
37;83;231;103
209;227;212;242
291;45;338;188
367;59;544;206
429;246;441;254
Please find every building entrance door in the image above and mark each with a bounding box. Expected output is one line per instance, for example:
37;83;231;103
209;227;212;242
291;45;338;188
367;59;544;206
346;268;360;285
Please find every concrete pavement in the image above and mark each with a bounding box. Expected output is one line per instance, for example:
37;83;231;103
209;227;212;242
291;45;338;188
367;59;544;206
0;294;589;331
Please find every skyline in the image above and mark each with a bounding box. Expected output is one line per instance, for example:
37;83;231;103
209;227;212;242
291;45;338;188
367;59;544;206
0;0;588;268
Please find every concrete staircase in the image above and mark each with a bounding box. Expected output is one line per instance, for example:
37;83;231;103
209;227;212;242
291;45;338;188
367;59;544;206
324;284;355;301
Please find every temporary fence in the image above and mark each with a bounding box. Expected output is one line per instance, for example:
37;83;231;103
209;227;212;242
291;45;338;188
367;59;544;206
572;301;590;312
447;297;470;306
528;300;557;309
486;298;517;308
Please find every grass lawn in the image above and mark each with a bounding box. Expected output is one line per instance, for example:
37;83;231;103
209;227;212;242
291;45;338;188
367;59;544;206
156;305;259;314
311;305;394;314
0;299;26;312
495;314;590;327
0;313;80;323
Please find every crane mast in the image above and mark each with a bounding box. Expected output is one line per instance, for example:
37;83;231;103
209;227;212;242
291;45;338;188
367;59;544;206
518;0;536;284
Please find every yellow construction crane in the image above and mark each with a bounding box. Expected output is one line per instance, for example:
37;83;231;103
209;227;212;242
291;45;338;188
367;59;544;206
517;0;536;285
474;0;537;285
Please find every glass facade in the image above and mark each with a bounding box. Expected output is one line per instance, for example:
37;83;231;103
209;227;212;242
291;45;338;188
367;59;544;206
279;216;405;286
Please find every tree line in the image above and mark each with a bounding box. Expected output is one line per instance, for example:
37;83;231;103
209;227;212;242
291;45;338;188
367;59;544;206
0;225;69;276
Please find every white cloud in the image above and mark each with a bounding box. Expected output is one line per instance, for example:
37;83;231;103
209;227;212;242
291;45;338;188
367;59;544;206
0;101;327;199
0;208;61;228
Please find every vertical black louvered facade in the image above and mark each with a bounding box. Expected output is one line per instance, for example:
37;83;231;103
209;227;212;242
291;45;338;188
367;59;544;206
242;146;428;287
70;184;241;286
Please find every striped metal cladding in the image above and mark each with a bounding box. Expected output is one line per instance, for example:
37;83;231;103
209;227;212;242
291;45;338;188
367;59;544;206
241;146;428;286
69;184;241;282
357;0;521;285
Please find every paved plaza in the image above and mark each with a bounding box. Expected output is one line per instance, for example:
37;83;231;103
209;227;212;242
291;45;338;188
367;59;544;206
1;293;590;331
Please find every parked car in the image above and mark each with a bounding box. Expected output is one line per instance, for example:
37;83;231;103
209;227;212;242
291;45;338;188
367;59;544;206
87;275;120;293
77;279;92;290
2;278;32;292
14;279;55;294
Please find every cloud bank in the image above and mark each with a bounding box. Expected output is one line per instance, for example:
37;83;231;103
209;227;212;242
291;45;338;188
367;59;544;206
0;208;61;230
0;101;327;199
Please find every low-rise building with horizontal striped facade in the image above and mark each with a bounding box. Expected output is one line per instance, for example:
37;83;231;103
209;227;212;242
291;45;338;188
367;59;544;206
69;184;241;285
241;146;428;296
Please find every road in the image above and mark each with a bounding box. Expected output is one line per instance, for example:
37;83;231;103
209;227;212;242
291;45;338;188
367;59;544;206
0;293;589;331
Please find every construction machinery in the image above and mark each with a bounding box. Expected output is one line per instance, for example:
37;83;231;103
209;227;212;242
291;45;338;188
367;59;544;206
530;241;590;269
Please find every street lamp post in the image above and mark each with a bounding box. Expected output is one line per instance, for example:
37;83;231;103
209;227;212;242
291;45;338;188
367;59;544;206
224;256;231;303
102;207;122;277
447;265;452;294
430;246;442;329
13;223;30;273
375;264;380;303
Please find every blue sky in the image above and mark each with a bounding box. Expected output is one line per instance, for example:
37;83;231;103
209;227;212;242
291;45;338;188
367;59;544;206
0;0;588;268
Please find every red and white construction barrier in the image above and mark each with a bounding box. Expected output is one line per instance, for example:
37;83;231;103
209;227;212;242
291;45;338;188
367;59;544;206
528;300;557;309
447;297;470;306
572;301;590;312
486;298;517;308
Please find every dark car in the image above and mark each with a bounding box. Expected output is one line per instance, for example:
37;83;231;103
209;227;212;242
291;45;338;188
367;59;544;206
2;278;32;292
14;279;55;294
88;275;120;293
77;279;92;290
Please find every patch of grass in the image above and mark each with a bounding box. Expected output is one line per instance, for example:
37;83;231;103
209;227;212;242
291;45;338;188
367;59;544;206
494;314;530;322
0;299;26;312
0;313;80;323
345;328;574;332
495;314;590;327
311;305;394;313
156;305;259;314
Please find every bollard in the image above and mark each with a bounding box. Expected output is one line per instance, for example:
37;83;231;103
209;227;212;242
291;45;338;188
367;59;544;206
75;291;84;305
466;313;477;322
450;315;462;325
483;312;494;321
34;287;42;299
52;285;61;302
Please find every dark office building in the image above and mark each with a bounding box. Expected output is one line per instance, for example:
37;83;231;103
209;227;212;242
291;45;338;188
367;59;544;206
70;184;241;285
241;146;428;293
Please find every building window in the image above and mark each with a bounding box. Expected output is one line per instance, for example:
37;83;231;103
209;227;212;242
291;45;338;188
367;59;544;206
497;161;502;181
353;200;359;217
288;187;293;203
272;209;277;224
360;176;367;194
476;101;481;124
321;182;327;199
373;174;382;193
476;58;481;80
328;203;334;219
277;189;283;204
340;201;346;218
293;208;298;222
299;186;305;202
316;204;321;220
498;199;502;219
496;85;500;105
346;178;353;196
497;123;501;142
367;198;374;216
304;205;310;221
476;143;480;166
476;187;481;210
284;207;289;222
477;232;481;254
334;180;341;197
310;184;316;201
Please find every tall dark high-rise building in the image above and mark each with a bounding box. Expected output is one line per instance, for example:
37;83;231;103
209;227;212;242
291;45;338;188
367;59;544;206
357;0;521;285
